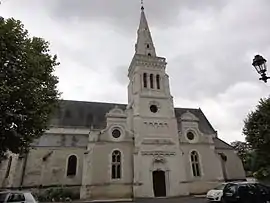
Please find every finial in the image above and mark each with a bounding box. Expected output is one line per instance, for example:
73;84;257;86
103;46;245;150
141;0;144;10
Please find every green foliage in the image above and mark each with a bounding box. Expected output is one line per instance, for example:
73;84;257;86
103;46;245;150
253;167;270;180
243;97;270;180
231;141;253;172
231;141;250;162
35;187;79;202
0;17;60;157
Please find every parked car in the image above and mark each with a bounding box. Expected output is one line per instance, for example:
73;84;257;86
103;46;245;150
0;191;38;203
206;183;228;202
222;182;270;203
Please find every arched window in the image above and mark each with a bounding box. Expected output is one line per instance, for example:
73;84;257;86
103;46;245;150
143;73;147;88
5;156;12;178
156;74;160;89
190;151;201;177
111;150;121;179
67;155;77;176
148;53;151;56
150;74;154;89
146;44;150;48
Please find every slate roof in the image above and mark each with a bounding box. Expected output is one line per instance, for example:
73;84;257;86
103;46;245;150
174;107;216;135
213;138;234;150
50;100;216;135
50;100;126;130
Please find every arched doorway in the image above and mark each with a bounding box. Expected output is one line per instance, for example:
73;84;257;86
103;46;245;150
152;170;166;197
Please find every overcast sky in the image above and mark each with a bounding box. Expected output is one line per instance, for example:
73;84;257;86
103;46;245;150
1;0;270;143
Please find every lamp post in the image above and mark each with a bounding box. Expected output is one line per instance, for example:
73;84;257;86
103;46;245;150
252;55;270;83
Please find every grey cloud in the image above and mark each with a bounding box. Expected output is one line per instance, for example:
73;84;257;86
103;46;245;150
2;0;270;142
166;0;270;100
44;0;227;31
111;65;129;85
169;51;256;100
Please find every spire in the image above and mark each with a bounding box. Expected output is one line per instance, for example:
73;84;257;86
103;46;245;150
135;2;156;56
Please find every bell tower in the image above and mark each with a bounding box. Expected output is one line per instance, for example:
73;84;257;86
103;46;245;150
128;5;175;119
128;4;188;198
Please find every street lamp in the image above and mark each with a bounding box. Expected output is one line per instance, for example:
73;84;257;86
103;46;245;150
252;55;270;83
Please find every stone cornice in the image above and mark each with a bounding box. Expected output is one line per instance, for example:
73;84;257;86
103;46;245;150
90;140;133;144
141;151;176;156
142;138;175;145
179;141;214;146
139;94;170;99
128;54;167;77
46;127;90;135
30;146;87;149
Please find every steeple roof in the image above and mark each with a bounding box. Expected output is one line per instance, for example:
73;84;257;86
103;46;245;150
135;6;156;56
139;6;149;33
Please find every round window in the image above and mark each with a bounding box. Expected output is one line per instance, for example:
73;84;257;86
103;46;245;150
150;105;158;113
112;129;121;138
187;132;195;140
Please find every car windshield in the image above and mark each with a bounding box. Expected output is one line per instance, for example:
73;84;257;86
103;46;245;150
0;193;8;203
214;184;226;190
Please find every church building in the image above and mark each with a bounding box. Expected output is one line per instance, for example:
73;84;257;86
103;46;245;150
0;5;245;199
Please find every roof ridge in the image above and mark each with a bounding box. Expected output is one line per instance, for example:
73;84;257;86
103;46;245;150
60;100;208;112
215;137;233;148
174;107;200;110
197;108;216;133
214;137;234;149
61;99;127;105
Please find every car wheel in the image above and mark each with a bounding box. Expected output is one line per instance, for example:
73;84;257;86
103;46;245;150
220;197;226;203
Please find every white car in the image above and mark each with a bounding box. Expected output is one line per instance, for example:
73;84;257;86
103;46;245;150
206;183;227;202
0;191;38;203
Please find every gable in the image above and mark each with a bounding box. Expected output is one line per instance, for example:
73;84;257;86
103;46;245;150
174;108;216;135
49;100;216;135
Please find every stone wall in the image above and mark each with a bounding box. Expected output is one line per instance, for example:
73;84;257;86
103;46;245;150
19;147;86;187
81;184;132;200
179;143;224;194
187;180;221;194
0;153;19;188
216;149;246;181
81;142;133;199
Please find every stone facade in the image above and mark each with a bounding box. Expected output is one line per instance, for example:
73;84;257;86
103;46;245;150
0;6;246;200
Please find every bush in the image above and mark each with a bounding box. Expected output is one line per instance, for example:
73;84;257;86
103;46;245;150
253;166;270;181
36;187;79;202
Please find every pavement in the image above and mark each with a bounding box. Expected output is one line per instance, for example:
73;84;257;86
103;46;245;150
134;196;207;203
77;196;208;203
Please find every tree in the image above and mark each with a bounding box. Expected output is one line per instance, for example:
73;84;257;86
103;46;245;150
0;17;60;158
231;141;250;170
231;141;257;175
231;141;250;161
243;97;270;180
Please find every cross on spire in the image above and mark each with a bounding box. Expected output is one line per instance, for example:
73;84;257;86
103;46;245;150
141;0;144;10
